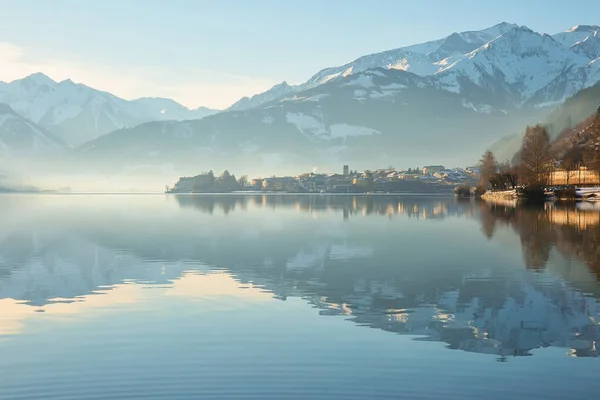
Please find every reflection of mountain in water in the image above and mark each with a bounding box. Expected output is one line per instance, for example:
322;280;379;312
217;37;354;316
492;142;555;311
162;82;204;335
0;195;598;359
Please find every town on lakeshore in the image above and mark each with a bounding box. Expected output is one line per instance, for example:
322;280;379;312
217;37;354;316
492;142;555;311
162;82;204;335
166;164;481;194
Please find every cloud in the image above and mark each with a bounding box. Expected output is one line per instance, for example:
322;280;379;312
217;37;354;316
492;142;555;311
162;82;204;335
0;42;277;109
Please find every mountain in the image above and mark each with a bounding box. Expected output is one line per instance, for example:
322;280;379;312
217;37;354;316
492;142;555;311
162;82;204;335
489;81;600;162
27;22;600;176
74;68;542;175
303;23;520;90
227;23;519;112
229;23;600;112
0;73;219;147
0;103;68;157
551;105;600;161
228;81;295;111
553;25;600;57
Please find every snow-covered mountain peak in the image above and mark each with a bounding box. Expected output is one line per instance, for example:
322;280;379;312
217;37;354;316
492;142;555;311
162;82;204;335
17;72;56;87
0;74;218;146
481;25;559;55
568;25;600;33
432;24;597;107
553;25;600;48
570;32;600;59
228;22;560;111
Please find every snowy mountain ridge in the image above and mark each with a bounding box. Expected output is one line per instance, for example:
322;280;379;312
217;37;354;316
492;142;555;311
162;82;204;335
229;23;600;111
0;74;219;146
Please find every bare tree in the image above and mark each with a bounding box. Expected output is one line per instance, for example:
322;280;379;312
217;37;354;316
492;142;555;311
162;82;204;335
520;125;553;189
479;150;497;189
585;111;600;182
490;161;519;189
238;175;249;188
562;146;583;185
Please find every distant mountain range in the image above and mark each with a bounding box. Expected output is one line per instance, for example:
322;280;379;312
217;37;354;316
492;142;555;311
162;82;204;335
75;68;542;174
72;23;600;174
0;103;67;156
3;22;600;176
0;73;218;148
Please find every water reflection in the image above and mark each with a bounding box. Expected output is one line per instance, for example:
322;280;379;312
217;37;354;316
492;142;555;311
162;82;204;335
480;201;600;278
175;194;475;220
0;195;598;360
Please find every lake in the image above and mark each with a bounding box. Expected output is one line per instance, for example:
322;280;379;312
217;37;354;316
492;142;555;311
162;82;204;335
0;194;599;399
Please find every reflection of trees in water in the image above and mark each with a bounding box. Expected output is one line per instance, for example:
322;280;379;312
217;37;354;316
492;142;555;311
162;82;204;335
480;202;600;277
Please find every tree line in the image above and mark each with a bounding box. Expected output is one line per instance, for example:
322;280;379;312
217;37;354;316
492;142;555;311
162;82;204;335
191;170;249;193
478;106;600;197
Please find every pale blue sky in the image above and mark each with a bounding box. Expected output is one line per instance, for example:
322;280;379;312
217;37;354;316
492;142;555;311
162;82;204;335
0;0;598;108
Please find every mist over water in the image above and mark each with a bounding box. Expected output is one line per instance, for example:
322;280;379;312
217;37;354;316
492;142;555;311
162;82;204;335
0;194;598;399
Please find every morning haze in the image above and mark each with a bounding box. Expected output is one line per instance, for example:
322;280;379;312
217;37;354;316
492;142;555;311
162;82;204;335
0;2;599;399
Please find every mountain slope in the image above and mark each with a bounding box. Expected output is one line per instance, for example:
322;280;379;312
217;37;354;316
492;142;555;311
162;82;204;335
228;81;296;111
0;103;68;156
305;22;520;89
436;27;595;106
228;23;600;113
0;74;219;146
73;68;543;175
489;81;600;161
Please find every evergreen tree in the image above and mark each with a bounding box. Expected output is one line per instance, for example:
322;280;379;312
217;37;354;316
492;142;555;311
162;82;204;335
207;170;216;190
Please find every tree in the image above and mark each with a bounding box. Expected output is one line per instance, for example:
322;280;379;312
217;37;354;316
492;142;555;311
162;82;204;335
238;175;249;188
489;162;519;190
520;125;553;190
562;146;584;185
502;163;519;189
207;170;216;190
364;170;374;189
587;109;600;178
217;170;238;192
479;151;497;189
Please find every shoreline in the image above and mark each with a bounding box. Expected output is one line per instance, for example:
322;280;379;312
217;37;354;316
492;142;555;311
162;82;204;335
1;191;457;197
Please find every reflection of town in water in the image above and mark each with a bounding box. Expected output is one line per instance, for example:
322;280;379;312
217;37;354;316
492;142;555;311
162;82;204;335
175;194;474;220
0;195;599;360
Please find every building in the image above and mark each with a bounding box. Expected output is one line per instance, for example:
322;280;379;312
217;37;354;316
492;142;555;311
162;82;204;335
398;173;418;180
353;177;370;187
327;174;350;186
251;178;264;189
423;165;445;175
548;168;600;186
343;165;349;176
262;177;299;191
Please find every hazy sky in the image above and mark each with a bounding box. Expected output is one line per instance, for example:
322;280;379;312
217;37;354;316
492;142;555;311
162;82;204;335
0;0;598;109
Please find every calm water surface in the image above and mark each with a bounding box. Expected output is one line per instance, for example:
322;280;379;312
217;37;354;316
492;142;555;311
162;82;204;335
0;194;599;399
